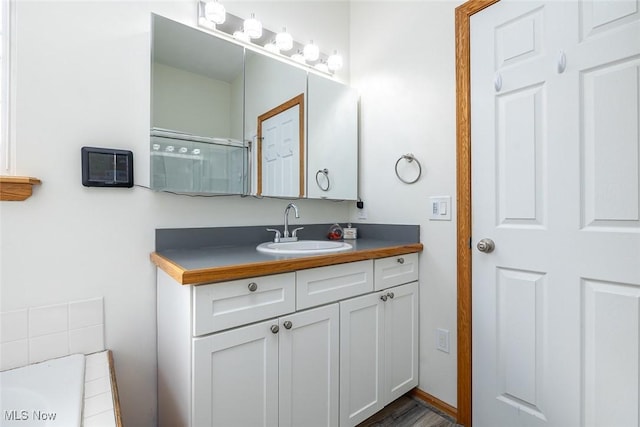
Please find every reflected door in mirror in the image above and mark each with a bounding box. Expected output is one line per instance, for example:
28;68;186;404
257;94;305;197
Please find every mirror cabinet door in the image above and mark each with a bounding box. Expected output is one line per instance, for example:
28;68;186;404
307;73;359;200
244;51;307;198
151;15;246;194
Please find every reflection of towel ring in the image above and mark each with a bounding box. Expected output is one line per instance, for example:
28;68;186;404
315;168;330;191
395;154;422;184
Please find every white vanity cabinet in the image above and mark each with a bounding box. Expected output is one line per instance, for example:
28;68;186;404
192;303;339;427
157;254;418;427
339;255;419;427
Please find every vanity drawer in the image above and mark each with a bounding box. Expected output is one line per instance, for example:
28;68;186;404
193;273;295;336
296;260;373;310
374;253;419;290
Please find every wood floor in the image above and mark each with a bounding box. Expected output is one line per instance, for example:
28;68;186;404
357;395;462;427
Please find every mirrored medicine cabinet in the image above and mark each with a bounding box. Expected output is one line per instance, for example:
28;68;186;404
150;14;359;200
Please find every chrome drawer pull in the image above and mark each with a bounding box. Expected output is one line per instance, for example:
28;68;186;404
248;282;258;292
397;257;405;264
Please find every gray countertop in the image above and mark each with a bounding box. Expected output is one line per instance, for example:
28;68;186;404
152;224;423;285
157;238;416;271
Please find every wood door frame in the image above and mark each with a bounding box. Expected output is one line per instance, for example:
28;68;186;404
257;93;305;197
455;1;500;426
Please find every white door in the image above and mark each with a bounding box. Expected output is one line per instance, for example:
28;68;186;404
383;282;419;403
339;292;385;426
471;1;640;426
193;320;279;427
261;105;300;197
279;304;340;427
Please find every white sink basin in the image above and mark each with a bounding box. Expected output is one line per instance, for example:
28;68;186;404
257;240;353;255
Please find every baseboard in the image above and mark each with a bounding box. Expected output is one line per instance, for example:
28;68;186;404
410;388;458;421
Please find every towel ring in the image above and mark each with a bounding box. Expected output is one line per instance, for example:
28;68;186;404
315;168;330;191
395;154;422;184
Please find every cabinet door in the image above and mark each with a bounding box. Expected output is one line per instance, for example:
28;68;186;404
383;282;419;402
279;304;339;427
193;320;279;427
307;73;358;200
339;293;385;426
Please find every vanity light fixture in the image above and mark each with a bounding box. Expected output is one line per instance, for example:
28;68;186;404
203;0;226;25
276;27;293;52
233;29;250;43
196;3;344;76
303;40;320;62
243;13;262;39
327;50;343;71
315;61;329;73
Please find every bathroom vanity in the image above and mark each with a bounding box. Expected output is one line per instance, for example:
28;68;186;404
152;225;422;427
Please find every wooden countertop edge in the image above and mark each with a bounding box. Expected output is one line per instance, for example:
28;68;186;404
107;350;124;427
151;242;424;285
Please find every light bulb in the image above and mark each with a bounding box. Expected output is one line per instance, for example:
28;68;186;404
276;27;293;51
264;40;279;53
327;50;343;71
233;29;250;43
244;13;262;39
303;40;319;62
315;62;329;73
291;50;306;64
204;0;226;25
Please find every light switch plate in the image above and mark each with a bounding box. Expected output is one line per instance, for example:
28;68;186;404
357;207;368;220
429;196;452;221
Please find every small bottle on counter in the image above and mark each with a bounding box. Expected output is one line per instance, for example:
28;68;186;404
343;223;357;240
327;224;344;240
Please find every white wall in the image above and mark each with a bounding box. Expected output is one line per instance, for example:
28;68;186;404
349;1;462;407
152;62;237;138
0;1;350;426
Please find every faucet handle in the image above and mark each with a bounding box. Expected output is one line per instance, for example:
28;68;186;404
291;227;304;238
266;228;281;243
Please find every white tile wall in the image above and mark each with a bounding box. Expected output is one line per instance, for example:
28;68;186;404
83;351;117;427
29;303;68;336
1;309;28;342
0;297;104;370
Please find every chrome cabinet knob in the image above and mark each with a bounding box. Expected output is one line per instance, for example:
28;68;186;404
380;294;388;302
397;257;405;264
270;325;279;334
477;238;495;253
248;282;258;292
387;292;395;299
283;321;293;330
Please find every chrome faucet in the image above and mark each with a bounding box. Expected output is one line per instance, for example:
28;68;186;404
283;203;299;238
267;203;304;243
